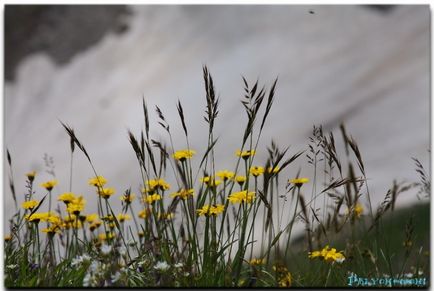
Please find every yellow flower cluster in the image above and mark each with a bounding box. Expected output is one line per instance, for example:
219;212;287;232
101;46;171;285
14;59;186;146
278;272;292;287
25;212;60;224
25;211;64;235
308;245;345;263
63;215;82;229
88;176;116;199
273;264;292;287
197;204;225;216
171;189;194;200
66;195;86;215
173;149;196;161
228;190;256;204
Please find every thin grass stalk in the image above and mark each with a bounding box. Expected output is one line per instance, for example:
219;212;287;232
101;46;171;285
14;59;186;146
284;186;300;260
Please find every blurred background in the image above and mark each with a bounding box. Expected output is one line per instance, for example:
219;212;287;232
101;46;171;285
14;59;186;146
4;5;430;232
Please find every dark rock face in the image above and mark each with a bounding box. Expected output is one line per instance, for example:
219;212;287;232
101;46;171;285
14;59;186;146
365;5;396;13
5;5;131;81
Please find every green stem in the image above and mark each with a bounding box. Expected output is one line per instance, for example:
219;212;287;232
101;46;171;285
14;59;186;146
325;263;333;287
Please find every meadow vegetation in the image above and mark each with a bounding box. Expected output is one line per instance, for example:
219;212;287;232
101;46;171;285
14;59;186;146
4;67;430;287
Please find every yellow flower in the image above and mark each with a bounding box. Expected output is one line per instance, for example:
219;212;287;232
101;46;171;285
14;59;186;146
267;166;280;174
65;219;82;229
99;232;115;241
26;213;44;223
138;208;151;219
58;192;76;204
171;189;194;200
102;215;115;222
63;215;77;224
173;149;196;161
26;171;36;182
66;196;86;215
89;221;101;231
117;213;131;222
308;245;345;263
249;258;265;266
200;176;222;187
97;187;115;199
146;179;170;191
308;250;322;259
213;204;225;214
354;203;363;218
403;240;413;248
216;170;235;181
197;204;225;216
141;187;152;194
278;272;292;287
40;180;58;191
289;177;309;187
228;190;256;204
234;175;247;185
46;213;62;226
21;200;39;210
249;166;265;177
273;264;288;273
41;225;62;235
88;176;107;187
144;193;162;204
236;149;255;159
64;215;85;229
86;213;99;223
25;212;56;223
120;193;136;204
324;248;345;263
158;212;174;220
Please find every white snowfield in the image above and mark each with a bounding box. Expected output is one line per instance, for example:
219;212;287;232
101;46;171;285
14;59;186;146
4;5;429;234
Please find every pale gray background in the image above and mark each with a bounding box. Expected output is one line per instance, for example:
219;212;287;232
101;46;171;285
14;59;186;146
4;5;430;233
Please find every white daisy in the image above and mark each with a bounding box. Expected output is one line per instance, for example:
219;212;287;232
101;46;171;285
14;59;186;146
154;261;170;271
101;244;112;255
